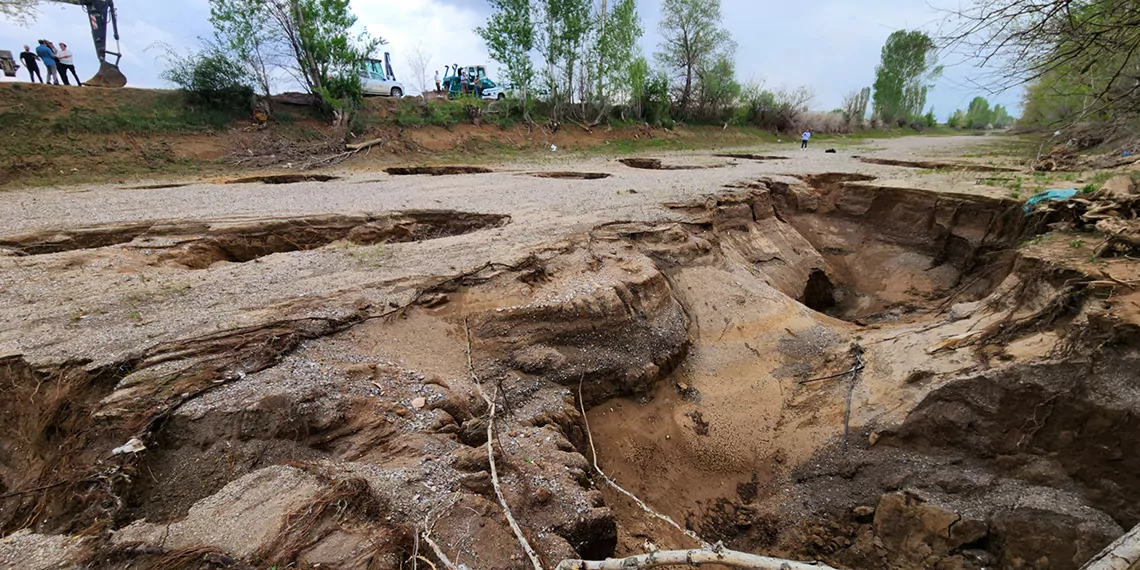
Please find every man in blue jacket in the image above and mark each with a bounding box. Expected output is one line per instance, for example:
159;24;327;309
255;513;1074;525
35;40;60;85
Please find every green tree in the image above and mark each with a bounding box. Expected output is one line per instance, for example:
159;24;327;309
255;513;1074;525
209;0;280;100
535;0;592;113
593;0;642;107
477;0;536;114
655;0;735;117
842;87;871;127
872;30;942;126
695;55;740;121
263;0;380;114
946;109;965;129
992;104;1013;128
964;96;994;129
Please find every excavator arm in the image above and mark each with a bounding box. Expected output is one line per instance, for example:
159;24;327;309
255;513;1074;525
48;0;127;87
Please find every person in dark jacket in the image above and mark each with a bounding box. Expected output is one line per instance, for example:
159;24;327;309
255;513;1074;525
19;45;42;83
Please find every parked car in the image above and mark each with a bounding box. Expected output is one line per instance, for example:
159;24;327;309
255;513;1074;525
479;79;508;101
359;56;404;98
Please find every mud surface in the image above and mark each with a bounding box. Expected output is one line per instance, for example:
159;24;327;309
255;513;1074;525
2;136;1137;570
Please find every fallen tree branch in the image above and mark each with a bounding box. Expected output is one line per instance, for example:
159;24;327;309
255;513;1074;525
578;377;710;549
1081;521;1140;569
555;546;838;570
346;136;387;151
421;533;458;570
465;320;544;570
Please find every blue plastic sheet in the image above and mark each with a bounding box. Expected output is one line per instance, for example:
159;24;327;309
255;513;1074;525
1024;188;1078;214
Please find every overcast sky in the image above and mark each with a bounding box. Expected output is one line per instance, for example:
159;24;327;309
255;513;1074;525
0;0;1021;118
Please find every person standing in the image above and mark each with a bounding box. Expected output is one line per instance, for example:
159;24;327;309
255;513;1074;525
55;43;82;86
434;70;441;93
801;130;812;150
35;40;59;85
19;45;42;83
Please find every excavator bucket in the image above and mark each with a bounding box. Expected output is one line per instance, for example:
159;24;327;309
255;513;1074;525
85;60;127;88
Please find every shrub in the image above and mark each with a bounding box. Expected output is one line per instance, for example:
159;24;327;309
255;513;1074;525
160;47;254;114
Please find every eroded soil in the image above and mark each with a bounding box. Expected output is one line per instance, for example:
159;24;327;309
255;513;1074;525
1;136;1138;570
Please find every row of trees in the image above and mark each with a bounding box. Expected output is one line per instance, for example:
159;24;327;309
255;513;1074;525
946;97;1014;130
477;0;949;132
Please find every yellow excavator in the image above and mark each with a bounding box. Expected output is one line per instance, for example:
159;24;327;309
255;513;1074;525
0;0;126;87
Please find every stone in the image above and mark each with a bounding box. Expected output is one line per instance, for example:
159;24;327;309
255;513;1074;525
536;487;552;504
853;505;876;518
411;397;427;410
872;492;988;567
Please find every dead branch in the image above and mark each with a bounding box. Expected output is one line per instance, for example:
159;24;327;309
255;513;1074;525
464;320;544;570
555;546;837;570
1080;521;1140;569
577;378;710;549
346;137;387;152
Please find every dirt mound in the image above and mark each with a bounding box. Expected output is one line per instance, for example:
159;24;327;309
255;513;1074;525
385;166;494;176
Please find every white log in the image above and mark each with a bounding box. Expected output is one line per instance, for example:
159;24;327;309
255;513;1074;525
555;548;837;570
1081;523;1140;570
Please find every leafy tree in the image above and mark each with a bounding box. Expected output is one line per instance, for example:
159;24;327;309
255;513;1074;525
209;0;280;100
842;87;871;127
655;0;735;117
477;0;536;114
593;0;642;107
872;30;942;126
992;104;1013;128
535;0;591;114
262;0;380;114
160;44;255;113
947;109;966;129
964;96;994;129
695;55;740;121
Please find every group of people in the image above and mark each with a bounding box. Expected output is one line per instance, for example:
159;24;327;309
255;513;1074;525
19;40;82;86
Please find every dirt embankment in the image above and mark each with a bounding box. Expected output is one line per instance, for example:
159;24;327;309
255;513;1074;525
0;83;781;189
2;155;1138;570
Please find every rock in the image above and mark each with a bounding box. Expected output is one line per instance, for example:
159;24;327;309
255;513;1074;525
536;487;552;504
868;432;881;447
411;397;427;410
990;503;1122;570
873;492;988;567
1100;175;1137;201
340;363;376;378
853;505;876;519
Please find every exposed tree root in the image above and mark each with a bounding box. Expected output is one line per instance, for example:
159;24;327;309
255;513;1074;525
1081;522;1140;569
464;320;545;570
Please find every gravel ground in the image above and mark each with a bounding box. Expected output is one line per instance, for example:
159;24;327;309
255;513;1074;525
0;135;1006;368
